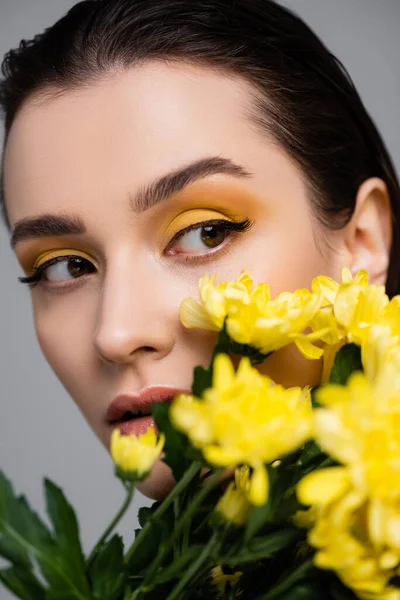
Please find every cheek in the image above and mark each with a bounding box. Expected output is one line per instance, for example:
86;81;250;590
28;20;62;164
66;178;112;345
246;220;335;296
32;295;96;416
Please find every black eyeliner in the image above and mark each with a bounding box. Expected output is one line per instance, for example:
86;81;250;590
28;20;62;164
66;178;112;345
168;217;253;245
19;218;253;288
19;256;68;288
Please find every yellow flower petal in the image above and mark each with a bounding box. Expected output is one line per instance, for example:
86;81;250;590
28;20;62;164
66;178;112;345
294;336;324;360
312;275;339;305
297;467;351;506
179;297;221;331
212;353;236;391
216;480;250;526
248;465;269;506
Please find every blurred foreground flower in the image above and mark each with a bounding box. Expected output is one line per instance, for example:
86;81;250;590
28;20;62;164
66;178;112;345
296;363;400;599
111;427;165;481
215;466;251;527
170;353;313;505
309;366;400;501
298;477;400;600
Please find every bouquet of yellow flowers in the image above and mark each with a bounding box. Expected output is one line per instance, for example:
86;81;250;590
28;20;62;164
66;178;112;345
2;267;400;600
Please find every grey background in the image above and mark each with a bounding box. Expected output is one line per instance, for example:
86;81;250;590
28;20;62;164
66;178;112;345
0;1;399;598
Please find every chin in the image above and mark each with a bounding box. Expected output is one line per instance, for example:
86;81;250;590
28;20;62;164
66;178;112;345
135;458;177;501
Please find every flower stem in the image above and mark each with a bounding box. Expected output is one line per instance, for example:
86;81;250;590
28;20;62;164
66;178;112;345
129;468;223;598
86;480;135;571
125;461;202;566
165;533;220;600
253;557;315;600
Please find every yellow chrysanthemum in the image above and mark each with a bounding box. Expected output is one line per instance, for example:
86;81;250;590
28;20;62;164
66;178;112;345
312;267;368;307
110;427;165;481
309;268;400;382
297;475;400;600
360;296;400;378
361;325;400;381
296;358;400;599
377;296;400;338
179;271;255;332
227;287;326;359
170;353;313;505
311;367;400;502
215;466;251;527
307;307;347;381
180;270;326;359
312;267;390;352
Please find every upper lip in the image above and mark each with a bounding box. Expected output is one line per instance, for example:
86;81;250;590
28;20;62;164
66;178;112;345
106;385;190;423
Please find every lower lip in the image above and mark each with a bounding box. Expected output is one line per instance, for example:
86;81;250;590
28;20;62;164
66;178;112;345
112;415;157;437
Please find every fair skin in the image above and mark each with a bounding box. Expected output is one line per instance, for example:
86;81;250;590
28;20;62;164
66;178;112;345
3;61;392;499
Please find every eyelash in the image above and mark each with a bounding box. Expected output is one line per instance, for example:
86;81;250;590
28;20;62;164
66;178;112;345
19;218;253;290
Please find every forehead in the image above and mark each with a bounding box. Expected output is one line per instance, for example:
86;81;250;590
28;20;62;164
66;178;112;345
3;60;305;228
4;62;257;220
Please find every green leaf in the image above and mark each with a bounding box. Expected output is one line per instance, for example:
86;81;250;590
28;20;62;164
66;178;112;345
221;529;301;566
0;472;92;600
253;557;316;600
45;591;92;600
311;386;322;409
128;503;175;573
0;534;32;570
154;545;204;585
0;472;54;552
45;479;90;593
245;465;291;541
0;473;55;579
329;343;362;385
138;503;160;529
0;565;47;600
229;341;271;366
297;441;324;468
245;499;274;543
294;441;331;480
127;528;157;574
277;582;326;600
152;403;192;481
245;467;278;542
192;365;213;398
87;534;127;600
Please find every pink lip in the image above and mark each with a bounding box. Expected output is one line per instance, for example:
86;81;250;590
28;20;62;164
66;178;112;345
107;386;190;435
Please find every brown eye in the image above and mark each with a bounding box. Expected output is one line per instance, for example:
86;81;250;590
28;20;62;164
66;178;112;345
19;254;98;289
200;224;229;248
170;221;234;255
64;257;95;279
166;218;253;262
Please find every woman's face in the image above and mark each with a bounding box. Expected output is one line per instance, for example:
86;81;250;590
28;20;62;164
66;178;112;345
4;61;349;498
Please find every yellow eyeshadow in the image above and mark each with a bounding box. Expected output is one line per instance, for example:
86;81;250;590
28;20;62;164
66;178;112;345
33;248;95;269
164;209;240;240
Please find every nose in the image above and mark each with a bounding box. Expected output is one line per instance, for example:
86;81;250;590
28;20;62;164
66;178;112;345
93;253;175;365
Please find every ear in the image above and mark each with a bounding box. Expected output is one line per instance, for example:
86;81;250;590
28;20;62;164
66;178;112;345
343;177;392;285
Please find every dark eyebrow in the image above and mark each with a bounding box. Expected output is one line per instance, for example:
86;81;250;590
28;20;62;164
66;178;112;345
11;155;253;249
11;213;86;250
131;156;253;213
